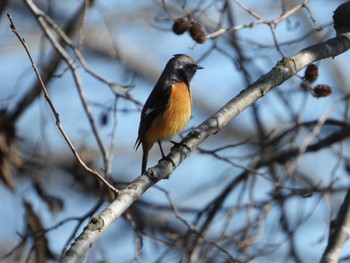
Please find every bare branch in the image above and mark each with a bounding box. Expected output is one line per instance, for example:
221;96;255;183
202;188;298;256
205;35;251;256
10;0;94;122
61;28;350;262
7;13;118;195
321;190;350;263
23;0;112;175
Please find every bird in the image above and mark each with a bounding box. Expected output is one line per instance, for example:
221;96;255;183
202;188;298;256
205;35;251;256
135;54;203;174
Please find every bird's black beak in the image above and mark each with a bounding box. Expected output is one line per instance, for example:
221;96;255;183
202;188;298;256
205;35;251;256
195;65;204;70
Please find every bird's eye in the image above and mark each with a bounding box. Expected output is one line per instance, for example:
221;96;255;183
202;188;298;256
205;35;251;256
185;64;193;70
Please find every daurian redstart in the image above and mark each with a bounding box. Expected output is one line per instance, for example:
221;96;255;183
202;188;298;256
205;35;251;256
135;54;203;174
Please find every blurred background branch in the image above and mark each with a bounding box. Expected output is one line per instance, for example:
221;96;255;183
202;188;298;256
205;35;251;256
1;1;350;262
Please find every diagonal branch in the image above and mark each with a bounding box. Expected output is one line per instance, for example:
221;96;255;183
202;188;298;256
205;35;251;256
7;13;118;196
23;0;110;175
10;0;95;122
60;30;350;262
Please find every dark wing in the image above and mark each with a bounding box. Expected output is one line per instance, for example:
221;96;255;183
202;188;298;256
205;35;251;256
134;80;172;149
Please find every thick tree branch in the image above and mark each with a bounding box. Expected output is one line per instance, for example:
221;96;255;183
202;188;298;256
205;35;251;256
159;32;350;179
60;31;350;262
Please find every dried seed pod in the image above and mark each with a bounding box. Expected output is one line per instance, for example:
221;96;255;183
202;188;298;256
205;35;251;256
172;18;189;35
188;21;206;44
333;2;350;35
304;64;318;83
313;84;332;98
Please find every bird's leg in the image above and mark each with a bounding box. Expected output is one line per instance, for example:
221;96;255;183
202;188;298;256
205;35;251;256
169;140;191;152
157;140;176;168
157;140;166;158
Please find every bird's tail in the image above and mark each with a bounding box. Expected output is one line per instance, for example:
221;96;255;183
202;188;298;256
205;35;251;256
134;137;141;150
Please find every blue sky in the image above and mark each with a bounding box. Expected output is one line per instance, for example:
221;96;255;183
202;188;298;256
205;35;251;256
0;1;349;262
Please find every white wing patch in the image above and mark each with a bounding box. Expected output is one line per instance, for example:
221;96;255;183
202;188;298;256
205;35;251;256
144;107;155;116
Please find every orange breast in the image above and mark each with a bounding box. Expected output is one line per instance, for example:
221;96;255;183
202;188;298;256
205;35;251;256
145;82;192;147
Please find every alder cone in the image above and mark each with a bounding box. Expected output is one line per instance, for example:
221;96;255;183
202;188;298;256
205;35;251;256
173;18;188;35
304;64;318;83
313;84;332;98
188;21;206;44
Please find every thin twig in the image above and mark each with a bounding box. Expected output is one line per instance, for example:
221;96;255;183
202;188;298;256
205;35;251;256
7;13;118;195
207;0;310;41
23;0;110;176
